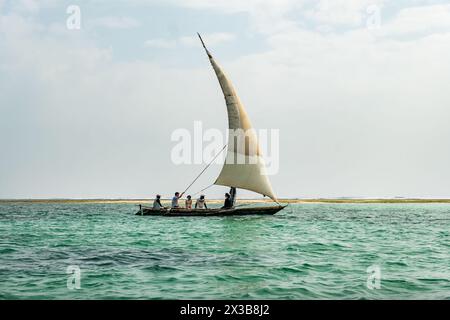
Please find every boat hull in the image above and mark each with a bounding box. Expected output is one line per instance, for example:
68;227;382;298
136;205;286;217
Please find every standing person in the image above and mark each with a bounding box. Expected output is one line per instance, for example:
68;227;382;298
172;192;184;208
230;187;237;206
221;193;233;209
195;195;208;209
185;195;193;209
153;195;164;210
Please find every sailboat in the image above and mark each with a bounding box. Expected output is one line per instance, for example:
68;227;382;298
137;34;286;216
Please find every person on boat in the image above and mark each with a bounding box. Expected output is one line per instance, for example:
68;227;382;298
221;193;233;209
171;192;184;208
185;195;192;209
153;195;164;210
195;195;208;209
229;187;237;206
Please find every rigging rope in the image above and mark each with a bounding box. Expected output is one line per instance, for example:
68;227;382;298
181;144;228;196
191;184;215;197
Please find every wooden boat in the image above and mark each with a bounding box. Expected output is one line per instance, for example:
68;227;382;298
139;34;286;217
136;205;286;217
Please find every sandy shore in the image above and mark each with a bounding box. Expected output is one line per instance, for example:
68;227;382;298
1;198;450;204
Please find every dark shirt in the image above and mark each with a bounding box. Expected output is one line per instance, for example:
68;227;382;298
222;198;233;209
230;187;236;205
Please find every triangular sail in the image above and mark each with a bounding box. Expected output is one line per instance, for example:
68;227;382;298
198;34;277;201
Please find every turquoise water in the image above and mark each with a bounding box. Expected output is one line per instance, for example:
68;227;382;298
0;202;449;300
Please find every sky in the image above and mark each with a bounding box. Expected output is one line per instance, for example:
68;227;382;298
1;0;450;199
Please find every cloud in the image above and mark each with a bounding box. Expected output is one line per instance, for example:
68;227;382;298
144;38;177;48
10;0;40;13
304;0;385;28
89;16;141;29
162;0;385;34
2;0;60;14
153;0;304;34
145;32;235;49
380;4;450;36
180;32;235;46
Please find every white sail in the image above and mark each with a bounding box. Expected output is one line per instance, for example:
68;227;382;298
198;34;277;201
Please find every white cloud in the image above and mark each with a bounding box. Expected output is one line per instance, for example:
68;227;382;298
145;32;235;49
5;0;59;14
157;0;303;34
89;16;141;29
11;0;40;13
304;0;385;28
180;32;235;46
166;0;297;14
380;4;450;36
144;38;177;48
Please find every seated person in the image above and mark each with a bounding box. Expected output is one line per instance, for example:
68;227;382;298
171;191;184;208
153;195;164;210
185;195;192;209
195;195;208;209
221;193;233;209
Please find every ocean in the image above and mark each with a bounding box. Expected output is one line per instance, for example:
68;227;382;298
0;202;449;299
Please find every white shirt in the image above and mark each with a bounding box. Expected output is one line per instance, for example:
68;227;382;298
196;199;206;209
153;199;163;209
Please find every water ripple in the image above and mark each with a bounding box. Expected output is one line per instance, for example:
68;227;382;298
0;202;449;299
